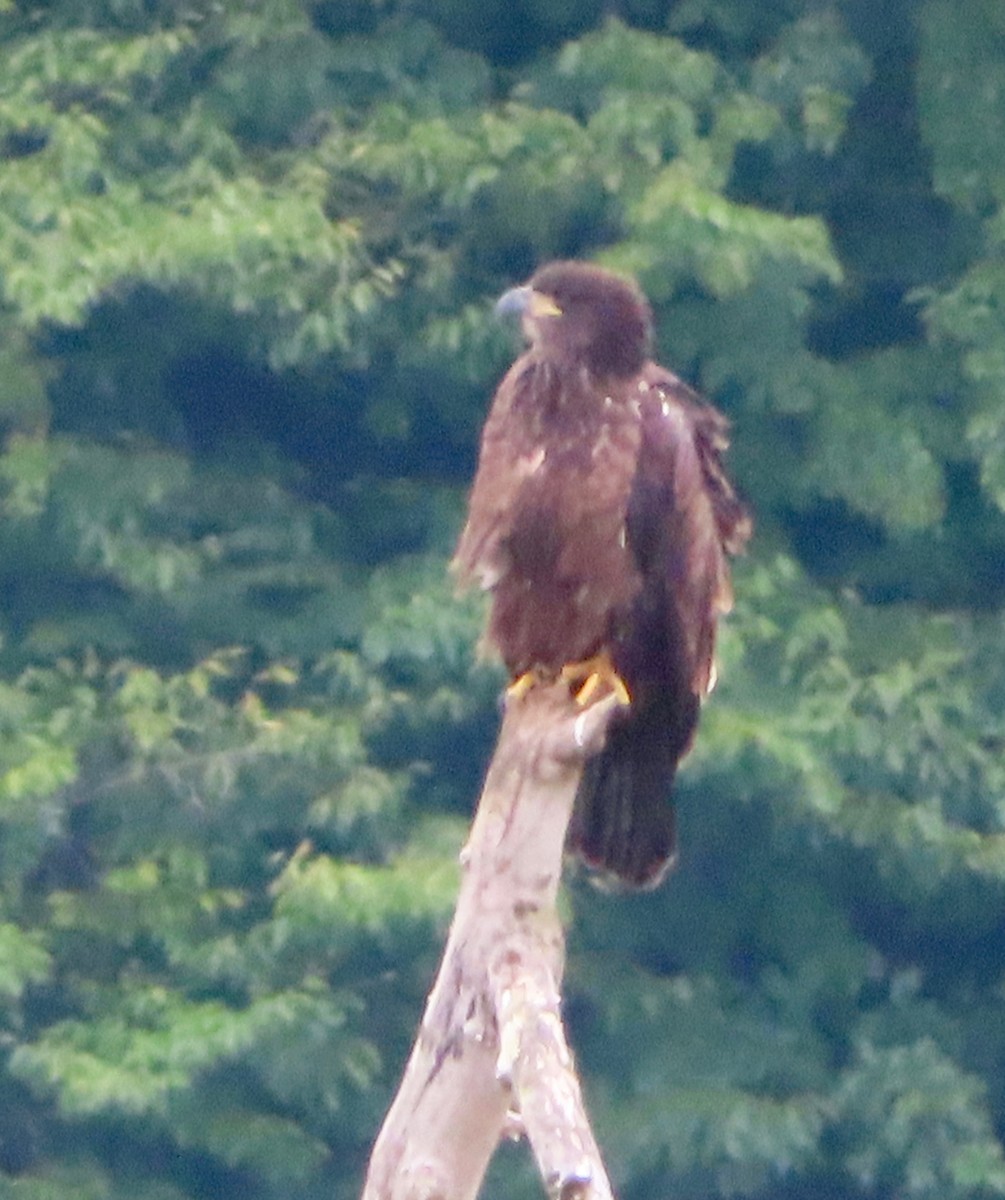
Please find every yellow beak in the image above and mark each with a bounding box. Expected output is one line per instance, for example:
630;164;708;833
495;286;563;320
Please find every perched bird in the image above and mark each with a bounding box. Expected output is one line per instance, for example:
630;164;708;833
453;261;750;887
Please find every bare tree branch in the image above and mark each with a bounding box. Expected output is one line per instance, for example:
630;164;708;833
362;682;622;1200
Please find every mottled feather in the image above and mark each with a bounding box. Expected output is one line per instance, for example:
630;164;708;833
453;262;749;886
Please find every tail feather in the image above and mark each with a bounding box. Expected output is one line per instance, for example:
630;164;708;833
567;693;697;888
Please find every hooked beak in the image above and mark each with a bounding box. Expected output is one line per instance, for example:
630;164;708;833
495;286;563;320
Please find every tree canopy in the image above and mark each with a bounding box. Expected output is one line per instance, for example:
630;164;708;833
1;2;1005;1198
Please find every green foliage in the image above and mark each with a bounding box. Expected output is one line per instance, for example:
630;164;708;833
0;1;1004;1198
832;1039;1005;1199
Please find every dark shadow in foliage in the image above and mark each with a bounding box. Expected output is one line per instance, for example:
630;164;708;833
785;474;1005;610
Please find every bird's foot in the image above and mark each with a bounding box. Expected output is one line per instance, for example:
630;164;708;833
560;653;631;707
506;668;545;701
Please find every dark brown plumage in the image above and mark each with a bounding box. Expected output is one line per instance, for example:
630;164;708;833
453;261;750;887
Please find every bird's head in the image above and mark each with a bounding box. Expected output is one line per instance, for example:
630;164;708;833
495;261;652;378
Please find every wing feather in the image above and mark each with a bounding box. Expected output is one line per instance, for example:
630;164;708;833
632;364;748;694
568;364;750;887
451;357;547;590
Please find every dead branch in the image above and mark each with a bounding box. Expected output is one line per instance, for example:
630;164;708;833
361;681;622;1200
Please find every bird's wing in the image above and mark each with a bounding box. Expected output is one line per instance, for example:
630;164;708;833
450;356;546;591
630;364;750;695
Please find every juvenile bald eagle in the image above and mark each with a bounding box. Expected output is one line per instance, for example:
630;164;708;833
453;262;750;887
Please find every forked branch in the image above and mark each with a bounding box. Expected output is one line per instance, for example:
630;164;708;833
362;682;622;1200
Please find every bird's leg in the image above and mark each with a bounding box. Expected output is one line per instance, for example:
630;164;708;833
560;652;631;707
506;667;545;701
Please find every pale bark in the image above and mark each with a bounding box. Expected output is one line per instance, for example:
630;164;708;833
362;682;621;1200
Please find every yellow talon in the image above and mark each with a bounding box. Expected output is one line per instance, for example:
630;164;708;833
560;654;631;707
506;669;540;701
573;671;604;706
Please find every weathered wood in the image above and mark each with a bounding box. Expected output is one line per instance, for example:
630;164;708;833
362;682;621;1200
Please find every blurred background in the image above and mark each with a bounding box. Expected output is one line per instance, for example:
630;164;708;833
1;1;1004;1197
